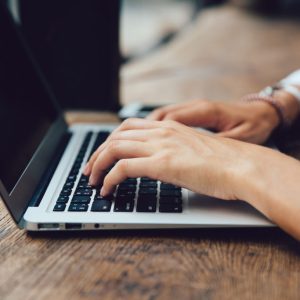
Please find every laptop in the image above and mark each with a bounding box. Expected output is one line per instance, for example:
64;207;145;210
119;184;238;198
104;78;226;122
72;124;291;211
0;3;273;231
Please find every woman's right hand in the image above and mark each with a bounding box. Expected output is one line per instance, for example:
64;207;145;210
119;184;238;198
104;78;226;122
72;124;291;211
84;118;300;240
84;118;269;203
147;100;280;144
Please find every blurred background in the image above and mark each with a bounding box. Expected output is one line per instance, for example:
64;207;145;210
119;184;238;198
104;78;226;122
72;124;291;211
120;0;300;105
121;0;300;62
5;0;300;110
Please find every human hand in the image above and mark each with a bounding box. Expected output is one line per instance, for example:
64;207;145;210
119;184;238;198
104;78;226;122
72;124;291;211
83;118;262;201
147;100;280;144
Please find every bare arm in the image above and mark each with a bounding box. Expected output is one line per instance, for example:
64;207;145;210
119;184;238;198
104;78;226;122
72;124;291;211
238;144;300;240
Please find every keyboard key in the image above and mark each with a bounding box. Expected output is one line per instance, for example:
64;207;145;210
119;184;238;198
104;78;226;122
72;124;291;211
94;194;114;201
159;197;182;205
56;195;69;204
79;175;89;183
73;162;82;169
159;204;182;213
71;195;91;204
122;178;137;184
53;203;66;211
60;188;73;196
115;195;135;202
114;199;134;212
89;132;110;158
64;182;74;189
74;157;83;164
141;177;156;182
137;198;157;212
160;183;180;190
76;187;93;192
117;190;136;197
70;167;80;175
66;175;77;182
139;188;157;195
91;200;112;212
75;189;93;196
140;182;157;188
160;190;182;197
118;184;136;191
77;183;93;189
68;203;88;212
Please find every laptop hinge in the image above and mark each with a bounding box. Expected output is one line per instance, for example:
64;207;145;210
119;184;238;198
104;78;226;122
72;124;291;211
28;132;72;208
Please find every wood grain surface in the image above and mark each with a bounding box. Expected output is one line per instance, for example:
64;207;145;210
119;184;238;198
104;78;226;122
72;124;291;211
2;2;300;300
1;205;300;300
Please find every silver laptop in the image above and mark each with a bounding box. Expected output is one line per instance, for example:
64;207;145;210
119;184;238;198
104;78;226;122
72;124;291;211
0;3;273;231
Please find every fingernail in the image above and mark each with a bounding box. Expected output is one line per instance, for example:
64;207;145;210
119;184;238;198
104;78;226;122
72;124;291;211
100;187;107;196
83;163;90;175
89;177;95;186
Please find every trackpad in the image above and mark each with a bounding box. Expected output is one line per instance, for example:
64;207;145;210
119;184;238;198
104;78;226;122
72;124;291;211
187;191;265;217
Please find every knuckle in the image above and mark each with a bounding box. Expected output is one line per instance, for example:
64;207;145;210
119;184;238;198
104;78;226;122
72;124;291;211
165;113;179;121
153;153;171;180
199;101;213;111
107;140;121;153
155;108;165;115
165;119;178;127
158;127;174;138
120;118;134;130
102;175;110;187
123;117;138;127
116;159;128;174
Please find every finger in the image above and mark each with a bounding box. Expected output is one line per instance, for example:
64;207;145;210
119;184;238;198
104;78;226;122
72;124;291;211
163;103;219;129
217;123;250;141
84;140;112;175
147;102;191;120
89;140;151;186
84;119;158;175
101;158;154;196
85;118;186;175
84;128;162;175
107;129;156;142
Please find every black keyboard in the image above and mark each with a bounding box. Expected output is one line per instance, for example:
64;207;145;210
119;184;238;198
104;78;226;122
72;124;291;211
53;131;183;213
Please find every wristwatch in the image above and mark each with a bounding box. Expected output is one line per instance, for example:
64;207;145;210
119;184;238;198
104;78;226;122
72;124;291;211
261;82;300;103
259;85;280;98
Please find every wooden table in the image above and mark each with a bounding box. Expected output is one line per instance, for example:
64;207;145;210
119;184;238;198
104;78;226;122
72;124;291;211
2;2;300;299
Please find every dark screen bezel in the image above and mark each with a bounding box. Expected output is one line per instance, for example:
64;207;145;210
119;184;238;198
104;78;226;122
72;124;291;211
0;117;67;225
0;2;67;225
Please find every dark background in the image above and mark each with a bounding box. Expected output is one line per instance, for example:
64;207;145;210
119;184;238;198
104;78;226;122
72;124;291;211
18;0;120;111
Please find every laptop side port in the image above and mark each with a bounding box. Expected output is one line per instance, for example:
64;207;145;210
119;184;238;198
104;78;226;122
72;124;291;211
38;223;60;230
65;223;82;230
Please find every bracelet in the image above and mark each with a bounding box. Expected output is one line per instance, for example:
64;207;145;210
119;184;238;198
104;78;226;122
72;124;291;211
281;85;300;103
240;93;290;129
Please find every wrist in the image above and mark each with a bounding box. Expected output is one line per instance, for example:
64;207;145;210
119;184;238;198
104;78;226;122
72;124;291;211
230;143;276;214
233;144;296;218
249;101;280;129
272;90;300;125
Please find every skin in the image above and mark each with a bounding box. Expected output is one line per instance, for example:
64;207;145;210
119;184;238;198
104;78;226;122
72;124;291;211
147;90;300;144
84;118;300;240
83;90;300;240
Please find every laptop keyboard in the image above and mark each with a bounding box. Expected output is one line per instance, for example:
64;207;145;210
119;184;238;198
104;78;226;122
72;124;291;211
53;131;183;213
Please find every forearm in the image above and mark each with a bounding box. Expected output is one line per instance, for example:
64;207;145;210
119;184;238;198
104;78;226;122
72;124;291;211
239;146;300;240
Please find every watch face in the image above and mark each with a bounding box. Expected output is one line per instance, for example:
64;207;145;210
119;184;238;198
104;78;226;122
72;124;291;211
260;86;279;97
263;86;274;96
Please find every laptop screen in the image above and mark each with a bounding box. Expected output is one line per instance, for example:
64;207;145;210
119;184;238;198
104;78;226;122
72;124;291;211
0;4;58;194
